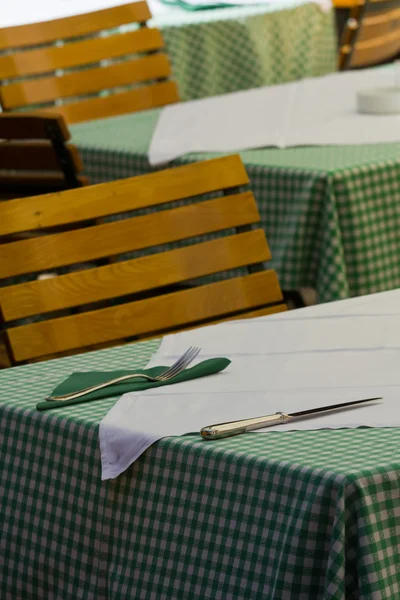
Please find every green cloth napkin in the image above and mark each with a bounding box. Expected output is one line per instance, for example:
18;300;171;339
160;0;223;11
37;358;231;411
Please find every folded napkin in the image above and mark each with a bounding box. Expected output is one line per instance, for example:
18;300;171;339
37;358;231;411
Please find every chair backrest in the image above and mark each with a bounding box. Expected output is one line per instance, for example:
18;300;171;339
338;0;400;69
0;155;286;365
0;2;179;124
0;112;87;199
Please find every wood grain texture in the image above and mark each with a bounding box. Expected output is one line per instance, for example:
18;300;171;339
358;6;400;41
0;28;164;79
3;54;172;108
0;193;260;278
0;2;151;50
338;0;400;68
0;2;177;122
33;80;179;123
0;112;70;140
2;230;271;319
352;38;400;66
0;156;249;236
8;271;284;361
0;154;285;364
0;142;82;172
352;26;400;66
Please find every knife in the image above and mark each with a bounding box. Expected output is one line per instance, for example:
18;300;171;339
200;396;383;440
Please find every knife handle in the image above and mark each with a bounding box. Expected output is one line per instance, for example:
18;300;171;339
200;412;291;440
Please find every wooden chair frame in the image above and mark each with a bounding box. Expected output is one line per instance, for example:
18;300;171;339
338;0;400;69
0;112;86;198
0;155;286;365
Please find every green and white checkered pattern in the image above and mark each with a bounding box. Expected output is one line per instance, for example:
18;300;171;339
71;109;400;304
1;340;400;599
150;1;337;101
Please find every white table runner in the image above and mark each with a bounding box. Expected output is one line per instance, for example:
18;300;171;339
100;289;400;479
149;66;400;165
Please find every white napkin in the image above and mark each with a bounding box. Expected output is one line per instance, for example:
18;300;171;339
149;67;400;165
100;289;400;479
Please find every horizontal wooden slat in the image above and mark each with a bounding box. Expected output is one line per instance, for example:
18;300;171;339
0;112;69;140
0;193;260;278
0;2;152;51
3;54;172;108
352;29;400;65
0;142;82;171
0;155;249;236
358;7;400;41
30;80;179;124
8;271;283;361
0;28;164;80
2;230;270;320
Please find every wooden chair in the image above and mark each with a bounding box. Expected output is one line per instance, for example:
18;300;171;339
0;155;286;366
338;0;400;69
0;2;179;124
0;112;87;199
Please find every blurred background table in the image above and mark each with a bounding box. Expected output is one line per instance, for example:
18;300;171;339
0;0;337;102
147;0;337;100
71;109;400;304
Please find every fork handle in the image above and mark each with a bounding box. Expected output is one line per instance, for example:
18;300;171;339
46;372;159;402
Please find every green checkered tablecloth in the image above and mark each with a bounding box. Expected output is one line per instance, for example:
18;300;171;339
71;109;400;304
147;0;337;100
1;338;399;599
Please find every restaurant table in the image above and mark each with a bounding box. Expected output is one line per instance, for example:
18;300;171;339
147;0;337;100
1;290;400;599
0;0;336;103
71;109;400;304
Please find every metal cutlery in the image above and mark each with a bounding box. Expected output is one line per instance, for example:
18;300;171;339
46;346;201;402
200;396;383;440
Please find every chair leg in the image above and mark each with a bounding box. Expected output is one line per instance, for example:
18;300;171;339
283;290;306;309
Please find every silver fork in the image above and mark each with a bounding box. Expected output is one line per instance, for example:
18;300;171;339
46;346;201;402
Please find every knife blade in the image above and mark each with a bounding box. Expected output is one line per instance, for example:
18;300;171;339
200;396;383;440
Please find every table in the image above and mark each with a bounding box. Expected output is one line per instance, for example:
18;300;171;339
71;109;400;304
0;0;336;103
1;290;400;599
148;0;337;100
